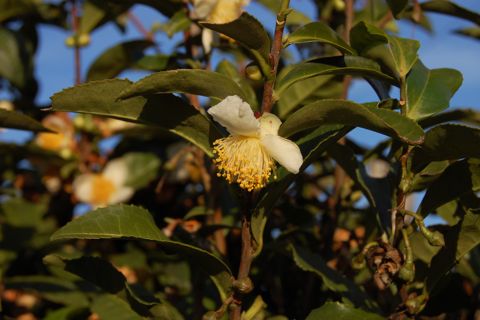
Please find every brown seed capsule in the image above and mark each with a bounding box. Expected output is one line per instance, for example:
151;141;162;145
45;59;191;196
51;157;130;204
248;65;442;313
233;277;254;294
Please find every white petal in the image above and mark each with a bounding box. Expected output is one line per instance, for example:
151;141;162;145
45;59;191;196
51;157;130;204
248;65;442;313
108;187;135;204
258;112;282;137
73;174;94;203
207;95;259;137
103;158;129;187
202;29;213;54
261;135;303;174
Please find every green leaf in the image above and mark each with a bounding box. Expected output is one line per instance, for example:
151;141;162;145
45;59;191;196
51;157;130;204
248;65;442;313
120;152;161;189
134;54;170;72
44;306;90;320
5;276;90;306
117;69;247;102
285;21;355;54
50;79;217;156
426;209;480;292
0;27;26;88
51;205;233;300
417;160;480;217
386;0;408;17
79;0;130;34
0;109;50;132
216;59;258;109
455;27;480;40
306;302;384;320
161;9;191;37
290;245;375;310
43;255;127;294
406;60;463;120
0;197;47;227
419;108;480;129
421;0;480;25
279;99;424;145
91;294;143;320
200;12;271;65
276;56;396;95
86;40;153;81
412;125;480;172
350;21;419;77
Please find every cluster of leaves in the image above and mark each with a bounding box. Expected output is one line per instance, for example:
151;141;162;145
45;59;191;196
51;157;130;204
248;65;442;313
1;0;480;319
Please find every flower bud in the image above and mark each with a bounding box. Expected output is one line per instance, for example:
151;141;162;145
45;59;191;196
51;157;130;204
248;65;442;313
399;261;415;282
233;277;254;294
245;63;263;81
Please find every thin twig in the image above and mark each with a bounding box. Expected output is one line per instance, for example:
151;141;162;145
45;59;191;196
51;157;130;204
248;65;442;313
261;0;290;113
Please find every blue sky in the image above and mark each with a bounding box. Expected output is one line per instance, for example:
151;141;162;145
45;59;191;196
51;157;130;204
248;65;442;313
3;0;480;146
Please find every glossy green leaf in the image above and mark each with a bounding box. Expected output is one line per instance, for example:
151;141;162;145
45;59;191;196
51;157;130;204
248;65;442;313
419;108;480;129
120;152;161;189
412;125;480;172
417;160;480;217
51;205;233;300
285;22;355;54
50;79;217;156
86;40;153;81
0;27;25;88
91;294;143;320
279;99;424;145
0;109;50;132
351;21;419;77
44;255;127;294
276;56;396;95
386;0;408;17
290;245;375;310
306;302;384;320
201;12;271;63
455;27;480;40
118;69;247;102
421;0;480;25
1;197;47;227
161;9;191;37
426;209;480;292
216;59;258;108
44;306;90;320
135;54;170;72
406;60;463;120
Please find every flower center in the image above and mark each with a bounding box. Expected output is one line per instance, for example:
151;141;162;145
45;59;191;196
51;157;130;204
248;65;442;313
90;174;116;205
36;133;66;151
213;136;276;191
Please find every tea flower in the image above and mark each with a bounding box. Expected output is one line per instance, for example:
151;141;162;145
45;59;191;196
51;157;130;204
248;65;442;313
208;96;303;191
35;114;74;157
191;0;250;53
73;158;134;207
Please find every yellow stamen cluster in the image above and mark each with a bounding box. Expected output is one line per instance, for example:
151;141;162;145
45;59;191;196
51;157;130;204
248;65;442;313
91;175;116;205
213;136;275;191
36;132;66;151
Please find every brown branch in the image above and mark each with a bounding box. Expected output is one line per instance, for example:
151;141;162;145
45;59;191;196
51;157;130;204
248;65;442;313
261;0;290;113
71;0;81;85
128;11;154;42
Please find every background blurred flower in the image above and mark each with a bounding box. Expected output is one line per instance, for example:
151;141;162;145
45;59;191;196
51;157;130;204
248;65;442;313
73;158;134;207
35;114;75;157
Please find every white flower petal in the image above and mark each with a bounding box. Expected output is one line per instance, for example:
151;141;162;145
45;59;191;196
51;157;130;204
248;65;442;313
208;95;259;137
261;135;303;174
73;174;94;203
108;187;135;205
103;158;129;187
258;112;282;137
202;29;214;54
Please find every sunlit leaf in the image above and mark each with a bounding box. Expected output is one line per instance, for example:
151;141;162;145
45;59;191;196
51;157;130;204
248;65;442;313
91;294;143;320
306;302;384;320
279;99;424;145
406;60;462;120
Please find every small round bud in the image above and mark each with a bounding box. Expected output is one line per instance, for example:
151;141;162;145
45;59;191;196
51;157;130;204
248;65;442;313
77;33;91;47
233;277;254;294
65;36;76;47
245;63;263;81
428;231;445;247
333;0;346;11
